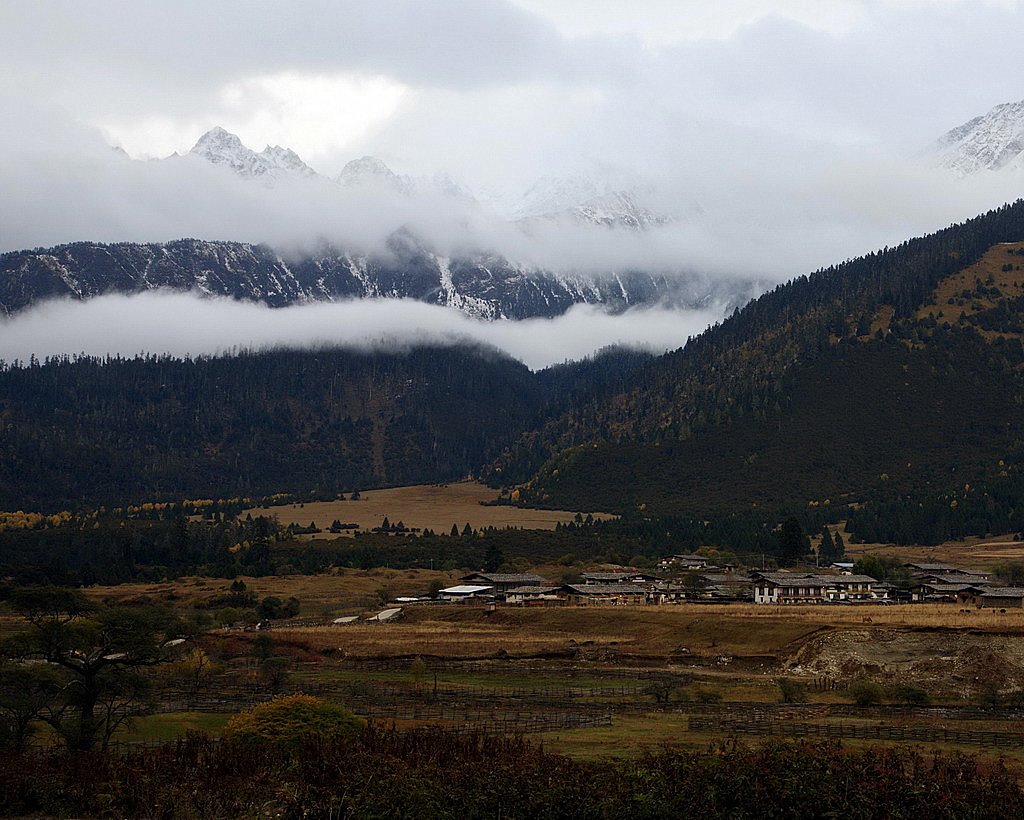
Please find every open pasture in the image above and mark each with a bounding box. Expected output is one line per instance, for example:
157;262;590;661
240;481;614;535
276;605;823;660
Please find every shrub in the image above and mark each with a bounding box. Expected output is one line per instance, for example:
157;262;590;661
223;695;364;749
889;684;931;707
777;678;808;704
692;687;723;703
847;678;885;707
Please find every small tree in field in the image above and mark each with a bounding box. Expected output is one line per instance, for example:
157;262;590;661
2;587;185;751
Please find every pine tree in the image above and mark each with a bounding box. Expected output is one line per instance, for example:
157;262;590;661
833;531;846;559
819;528;836;562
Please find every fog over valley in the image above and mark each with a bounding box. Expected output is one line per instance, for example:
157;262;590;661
0;292;723;371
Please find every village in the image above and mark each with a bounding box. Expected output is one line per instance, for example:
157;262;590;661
416;555;1024;609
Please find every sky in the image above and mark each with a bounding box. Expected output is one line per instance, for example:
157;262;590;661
1;1;1023;364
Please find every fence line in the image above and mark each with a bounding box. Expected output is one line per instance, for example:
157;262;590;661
688;716;1024;748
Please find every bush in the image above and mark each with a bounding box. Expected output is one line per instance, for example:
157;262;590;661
223;695;363;749
692;687;723;703
889;684;931;707
847;678;885;707
777;678;808;704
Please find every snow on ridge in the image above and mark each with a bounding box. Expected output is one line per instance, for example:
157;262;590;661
932;98;1024;176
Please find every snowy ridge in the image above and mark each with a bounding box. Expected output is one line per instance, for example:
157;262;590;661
931;99;1024;176
189;127;317;180
184;128;669;226
0;237;760;321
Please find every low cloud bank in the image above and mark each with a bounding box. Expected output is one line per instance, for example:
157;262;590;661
0;292;725;371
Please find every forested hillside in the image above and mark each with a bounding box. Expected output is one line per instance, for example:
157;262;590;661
0;346;649;511
493;201;1024;527
4;200;1024;542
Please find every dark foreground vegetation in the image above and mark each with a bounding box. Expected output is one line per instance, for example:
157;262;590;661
1;728;1021;819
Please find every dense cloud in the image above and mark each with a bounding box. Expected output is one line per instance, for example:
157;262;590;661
2;2;1024;358
0;292;723;371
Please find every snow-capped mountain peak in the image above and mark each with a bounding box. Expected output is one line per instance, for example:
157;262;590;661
509;173;674;231
932;98;1024;176
189;127;316;179
336;155;413;193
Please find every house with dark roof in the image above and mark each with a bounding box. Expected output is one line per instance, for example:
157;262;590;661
658;553;711;571
579;571;661;585
904;562;959;575
976;587;1024;609
505;586;564;606
752;572;879;604
915;572;992;587
910;581;986;604
561;584;649;606
460;572;548;598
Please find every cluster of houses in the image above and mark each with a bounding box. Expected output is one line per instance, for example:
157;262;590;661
903;562;1024;608
429;555;1024;608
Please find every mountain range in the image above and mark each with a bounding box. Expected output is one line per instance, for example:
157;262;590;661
0;236;753;320
183;127;675;229
0;128;741;320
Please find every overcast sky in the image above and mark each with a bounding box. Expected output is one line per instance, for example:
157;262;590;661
3;1;1021;170
1;0;1023;362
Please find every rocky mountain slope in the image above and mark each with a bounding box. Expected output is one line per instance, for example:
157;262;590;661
0;235;748;320
0;128;736;319
189;126;317;180
932;98;1024;176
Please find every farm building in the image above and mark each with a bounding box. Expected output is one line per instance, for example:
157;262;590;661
910;582;985;604
904;562;960;575
914;572;992;587
658;553;710;571
505;586;564;605
561;584;649;606
579;571;661;585
651;572;751;603
752;573;828;604
976;587;1024;609
460;573;548;598
752;572;879;604
439;585;494;602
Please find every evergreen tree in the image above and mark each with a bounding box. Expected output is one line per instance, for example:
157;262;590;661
777;518;809;560
484;543;504;573
832;530;845;559
819;528;836;562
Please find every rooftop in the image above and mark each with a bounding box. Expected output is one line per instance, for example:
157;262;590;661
563;584;650;595
440;585;494;595
461;572;547;584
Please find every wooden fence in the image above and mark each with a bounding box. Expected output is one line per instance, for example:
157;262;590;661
350;705;612;734
688;716;1024;749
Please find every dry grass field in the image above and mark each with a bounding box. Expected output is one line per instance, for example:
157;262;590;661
916;241;1024;329
276;605;823;660
86;569;458;615
824;520;1024;569
240;481;614;536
